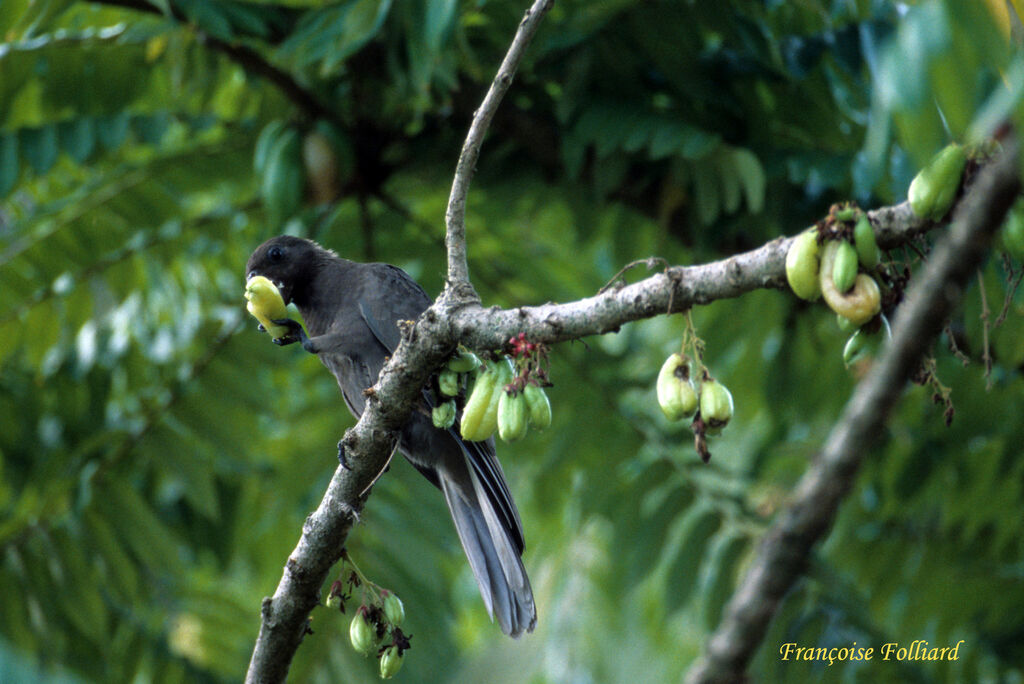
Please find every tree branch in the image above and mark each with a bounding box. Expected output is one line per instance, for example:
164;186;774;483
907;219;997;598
244;306;457;684
446;199;930;351
683;140;1021;684
444;0;555;292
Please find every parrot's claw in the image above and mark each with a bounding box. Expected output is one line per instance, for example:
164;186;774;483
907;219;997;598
270;318;315;352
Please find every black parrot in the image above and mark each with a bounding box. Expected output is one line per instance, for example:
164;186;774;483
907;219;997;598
245;235;536;637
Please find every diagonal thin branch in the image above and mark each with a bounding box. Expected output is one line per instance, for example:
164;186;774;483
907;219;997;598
244;304;456;684
683;140;1020;684
444;0;555;292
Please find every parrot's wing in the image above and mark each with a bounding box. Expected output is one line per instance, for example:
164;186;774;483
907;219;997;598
357;264;432;354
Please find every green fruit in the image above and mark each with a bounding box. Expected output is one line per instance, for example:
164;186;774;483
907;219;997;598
700;380;734;434
656;353;698;421
842;329;870;367
432;400;456;429
379;645;404;679
831;240;859;294
460;358;512;442
819;241;881;326
1002;199;1024;261
350;609;376;656
785;229;822;301
261;128;305;222
446;348;481;373
438;369;459;397
497;391;529;442
908;143;967;220
459;364;498;441
842;314;891;368
245;275;291;339
382;592;405;626
853;215;880;269
523;383;552;430
836;313;858;334
835;206;856;222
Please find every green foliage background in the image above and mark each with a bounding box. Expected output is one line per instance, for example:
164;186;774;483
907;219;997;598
1;1;1023;682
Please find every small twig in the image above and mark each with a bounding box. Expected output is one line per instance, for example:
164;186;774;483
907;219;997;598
359;444;398;498
994;254;1022;328
444;0;555;289
598;257;669;294
978;269;994;387
943;322;971;366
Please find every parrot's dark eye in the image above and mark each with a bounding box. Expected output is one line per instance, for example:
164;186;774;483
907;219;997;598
267;245;285;263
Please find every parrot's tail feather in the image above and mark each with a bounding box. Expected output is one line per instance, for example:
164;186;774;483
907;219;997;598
440;475;536;637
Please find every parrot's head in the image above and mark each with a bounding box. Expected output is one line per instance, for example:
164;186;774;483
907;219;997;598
246;235;330;306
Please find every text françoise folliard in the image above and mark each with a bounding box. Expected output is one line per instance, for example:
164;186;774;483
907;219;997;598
779;640;965;667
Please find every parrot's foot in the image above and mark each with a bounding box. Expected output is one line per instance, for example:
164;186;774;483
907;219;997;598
271;318;318;353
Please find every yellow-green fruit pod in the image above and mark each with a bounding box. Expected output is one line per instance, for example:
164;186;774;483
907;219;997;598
382;592;405;626
446;348;481;373
831;240;859;294
459;363;498;441
432;400;456;429
927;145;968;220
523;383;552;430
349;610;376;656
656;353;698;421
853;215;879;269
438;369;459;397
835;206;856;222
479;358;514;440
1002;200;1024;261
908;143;967;219
819;241;881;326
245;275;290;339
842;329;871;367
785;229;822;301
460;358;512;442
379;645;404;679
700;380;734;434
843;314;891;368
836;313;858;334
497;391;529;442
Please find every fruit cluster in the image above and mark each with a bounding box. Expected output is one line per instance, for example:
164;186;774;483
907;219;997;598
656;351;733;463
454;335;552;443
786;209;882;326
327;553;411;679
785;205;894;368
